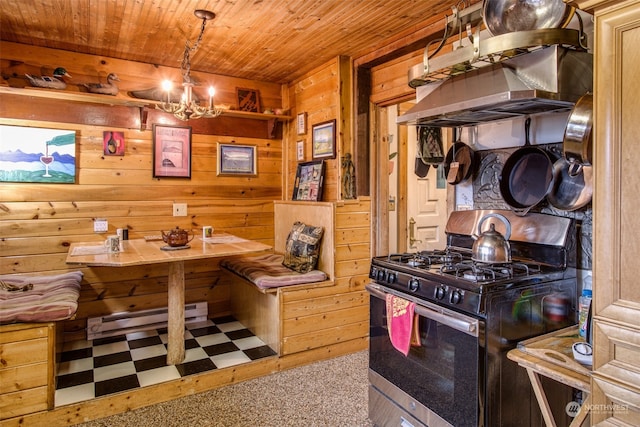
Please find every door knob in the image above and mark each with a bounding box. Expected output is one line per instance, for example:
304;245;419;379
409;217;422;248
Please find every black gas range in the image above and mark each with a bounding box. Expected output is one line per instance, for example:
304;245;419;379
367;210;578;427
370;248;570;318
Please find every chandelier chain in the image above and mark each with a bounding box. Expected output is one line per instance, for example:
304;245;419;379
181;17;208;83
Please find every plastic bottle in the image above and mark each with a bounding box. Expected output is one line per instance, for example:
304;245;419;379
578;288;592;338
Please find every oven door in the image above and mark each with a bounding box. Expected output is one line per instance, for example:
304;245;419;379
367;283;483;427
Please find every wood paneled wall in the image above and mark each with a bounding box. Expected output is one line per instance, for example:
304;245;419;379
285;56;352;201
0;115;281;341
0;43;286;342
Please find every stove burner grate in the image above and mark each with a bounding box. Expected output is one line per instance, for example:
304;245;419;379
440;260;542;282
387;249;465;269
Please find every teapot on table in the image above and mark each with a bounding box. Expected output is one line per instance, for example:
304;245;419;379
161;226;195;247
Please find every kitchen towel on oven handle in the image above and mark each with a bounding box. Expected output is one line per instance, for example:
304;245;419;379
386;294;421;355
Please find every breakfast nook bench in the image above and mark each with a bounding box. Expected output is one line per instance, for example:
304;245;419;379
222;201;335;355
0;271;83;421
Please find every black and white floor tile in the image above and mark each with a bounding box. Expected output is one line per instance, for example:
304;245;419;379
55;315;276;407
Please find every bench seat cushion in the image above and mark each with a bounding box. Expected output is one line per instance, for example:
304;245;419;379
0;271;83;324
221;253;327;290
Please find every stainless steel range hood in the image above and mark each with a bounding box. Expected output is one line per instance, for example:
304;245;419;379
397;45;592;127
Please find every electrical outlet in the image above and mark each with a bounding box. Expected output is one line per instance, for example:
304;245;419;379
173;203;187;217
94;218;108;233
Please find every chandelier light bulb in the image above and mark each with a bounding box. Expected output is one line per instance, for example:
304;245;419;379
208;87;215;108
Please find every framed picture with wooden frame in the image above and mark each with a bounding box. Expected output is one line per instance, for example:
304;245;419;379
236;87;261;112
292;160;325;201
217;143;257;176
312;119;336;160
152;124;191;178
296;112;307;135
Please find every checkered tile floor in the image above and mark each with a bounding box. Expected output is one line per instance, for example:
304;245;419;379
55;315;276;407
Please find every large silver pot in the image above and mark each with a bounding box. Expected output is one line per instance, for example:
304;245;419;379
483;0;575;36
563;93;593;171
472;213;512;263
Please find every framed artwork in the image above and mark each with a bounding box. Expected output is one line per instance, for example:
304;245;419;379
217;143;257;176
296;112;307;135
152;124;192;178
104;131;125;156
236;87;261;112
312;119;336;160
297;140;305;161
292;160;325;201
0;125;76;183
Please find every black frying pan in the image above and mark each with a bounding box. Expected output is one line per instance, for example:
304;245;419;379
499;118;555;216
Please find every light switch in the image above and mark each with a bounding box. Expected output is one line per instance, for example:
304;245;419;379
94;218;108;233
173;203;187;217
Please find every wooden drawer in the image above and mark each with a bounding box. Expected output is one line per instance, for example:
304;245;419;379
0;323;55;420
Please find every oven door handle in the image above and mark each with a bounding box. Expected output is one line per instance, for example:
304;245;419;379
366;283;479;337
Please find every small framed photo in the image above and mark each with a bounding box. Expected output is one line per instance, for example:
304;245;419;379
312;119;336;160
217;143;257;176
236;88;261;113
202;226;214;239
103;131;125;156
296;140;305;161
292;160;325;201
152;125;192;178
296;112;307;135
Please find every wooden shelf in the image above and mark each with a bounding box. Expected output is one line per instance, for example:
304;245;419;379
0;86;291;121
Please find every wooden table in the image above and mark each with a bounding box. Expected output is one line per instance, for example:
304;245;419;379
507;326;592;427
66;234;271;364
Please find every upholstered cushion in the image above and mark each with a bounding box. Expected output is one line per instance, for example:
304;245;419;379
221;253;326;289
0;271;83;323
282;221;324;273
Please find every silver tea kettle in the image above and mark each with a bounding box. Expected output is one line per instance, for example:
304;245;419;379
472;213;512;263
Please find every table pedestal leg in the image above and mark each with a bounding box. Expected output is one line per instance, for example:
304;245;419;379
167;260;185;365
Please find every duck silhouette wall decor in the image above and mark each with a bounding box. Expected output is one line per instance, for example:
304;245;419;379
25;67;72;90
83;73;120;96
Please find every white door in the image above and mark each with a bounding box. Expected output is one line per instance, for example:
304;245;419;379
406;124;448;251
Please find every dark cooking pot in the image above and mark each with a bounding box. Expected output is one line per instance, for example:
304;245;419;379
472;213;512;263
444;140;476;185
499;118;555;216
547;157;593;211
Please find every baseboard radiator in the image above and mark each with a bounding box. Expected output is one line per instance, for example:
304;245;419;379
87;301;208;340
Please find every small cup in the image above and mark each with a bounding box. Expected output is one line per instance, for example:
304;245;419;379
105;235;120;253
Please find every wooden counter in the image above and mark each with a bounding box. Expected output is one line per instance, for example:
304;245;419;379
66;234;271;364
508;326;591;427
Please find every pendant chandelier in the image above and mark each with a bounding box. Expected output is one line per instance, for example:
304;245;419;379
157;9;223;121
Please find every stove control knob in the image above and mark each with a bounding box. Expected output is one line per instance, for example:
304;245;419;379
387;272;397;284
408;278;420;292
377;270;386;282
435;286;446;300
450;290;463;305
369;266;377;279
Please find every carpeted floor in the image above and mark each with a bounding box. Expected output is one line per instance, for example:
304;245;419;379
76;350;373;427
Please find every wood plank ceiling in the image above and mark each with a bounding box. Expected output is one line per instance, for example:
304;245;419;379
0;0;466;83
